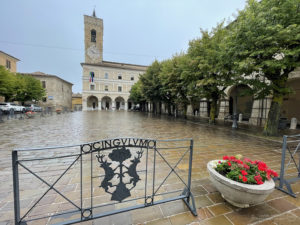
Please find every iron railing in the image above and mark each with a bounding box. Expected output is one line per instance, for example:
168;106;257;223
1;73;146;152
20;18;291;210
12;137;197;224
274;134;300;197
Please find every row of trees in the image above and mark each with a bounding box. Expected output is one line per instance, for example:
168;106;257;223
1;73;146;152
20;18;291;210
0;66;45;104
130;0;300;136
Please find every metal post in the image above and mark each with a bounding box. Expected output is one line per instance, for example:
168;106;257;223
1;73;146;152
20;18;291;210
232;90;238;129
278;136;287;189
12;151;21;224
0;109;3;123
187;140;193;197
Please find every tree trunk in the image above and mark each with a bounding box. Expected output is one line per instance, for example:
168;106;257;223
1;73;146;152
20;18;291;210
209;99;218;124
167;104;172;116
183;104;188;119
263;93;283;136
263;75;288;136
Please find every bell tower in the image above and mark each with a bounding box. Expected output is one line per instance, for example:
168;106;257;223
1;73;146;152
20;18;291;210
84;10;103;63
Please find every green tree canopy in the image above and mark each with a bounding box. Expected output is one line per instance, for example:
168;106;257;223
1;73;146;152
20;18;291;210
188;23;235;123
0;66;16;101
0;66;45;103
231;0;300;135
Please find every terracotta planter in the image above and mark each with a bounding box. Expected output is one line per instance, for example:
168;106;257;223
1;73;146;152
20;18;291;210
207;160;275;208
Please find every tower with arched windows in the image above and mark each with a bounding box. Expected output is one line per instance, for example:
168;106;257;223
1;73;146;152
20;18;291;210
84;12;103;63
81;11;147;111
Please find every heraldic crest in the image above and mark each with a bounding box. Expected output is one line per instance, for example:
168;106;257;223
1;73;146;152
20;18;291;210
96;146;144;202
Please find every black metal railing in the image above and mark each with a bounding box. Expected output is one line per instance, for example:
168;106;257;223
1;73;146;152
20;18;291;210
12;137;197;224
274;134;300;197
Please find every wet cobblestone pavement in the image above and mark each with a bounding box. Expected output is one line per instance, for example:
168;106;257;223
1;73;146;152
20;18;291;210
1;111;300;225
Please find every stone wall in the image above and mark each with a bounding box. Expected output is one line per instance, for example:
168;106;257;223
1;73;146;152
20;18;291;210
26;73;73;110
0;51;19;73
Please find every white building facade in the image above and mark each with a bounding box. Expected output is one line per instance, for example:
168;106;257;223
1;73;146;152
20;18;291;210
81;12;147;111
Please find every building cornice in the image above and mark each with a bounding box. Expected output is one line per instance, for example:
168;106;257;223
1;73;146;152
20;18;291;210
81;60;148;72
21;72;73;85
0;51;20;61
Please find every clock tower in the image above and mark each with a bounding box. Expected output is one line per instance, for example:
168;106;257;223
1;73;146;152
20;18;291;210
84;10;103;63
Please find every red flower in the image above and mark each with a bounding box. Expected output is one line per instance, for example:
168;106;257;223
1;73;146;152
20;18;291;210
223;156;229;160
254;175;263;185
229;156;236;161
241;170;248;176
218;160;221;164
243;164;250;170
242;176;247;182
244;158;253;164
239;175;242;179
227;161;232;167
237;160;243;164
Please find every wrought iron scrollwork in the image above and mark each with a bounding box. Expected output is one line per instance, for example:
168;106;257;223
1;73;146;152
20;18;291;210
96;146;144;202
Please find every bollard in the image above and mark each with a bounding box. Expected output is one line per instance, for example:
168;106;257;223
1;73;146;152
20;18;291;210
238;113;243;122
19;112;24;120
232;113;238;129
290;118;298;130
9;109;14;119
0;109;3;123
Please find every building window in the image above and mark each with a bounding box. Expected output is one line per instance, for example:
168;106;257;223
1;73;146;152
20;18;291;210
6;60;11;69
42;81;46;88
42;97;47;102
118;86;122;92
131;76;134;81
90;84;95;90
105;73;108;79
118;75;122;80
91;29;96;42
105;85;108;91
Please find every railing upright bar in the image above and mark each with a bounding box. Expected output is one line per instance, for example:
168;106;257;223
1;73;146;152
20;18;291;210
91;149;93;216
187;139;194;195
144;146;149;204
152;145;156;202
12;151;21;225
80;146;83;220
279;135;287;189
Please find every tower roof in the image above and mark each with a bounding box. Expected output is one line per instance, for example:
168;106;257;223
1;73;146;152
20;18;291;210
93;9;96;17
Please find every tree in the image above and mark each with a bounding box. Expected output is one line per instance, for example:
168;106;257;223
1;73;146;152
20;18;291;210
14;74;46;103
0;66;16;101
139;60;163;113
231;0;300;135
0;66;45;103
159;55;191;117
188;23;235;123
129;80;145;104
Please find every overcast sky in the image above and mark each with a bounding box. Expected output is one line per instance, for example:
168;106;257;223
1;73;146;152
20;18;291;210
0;0;246;93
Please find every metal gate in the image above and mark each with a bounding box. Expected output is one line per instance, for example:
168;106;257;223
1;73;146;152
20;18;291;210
12;138;197;224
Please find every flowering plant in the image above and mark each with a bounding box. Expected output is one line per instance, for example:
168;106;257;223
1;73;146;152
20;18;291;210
215;155;278;185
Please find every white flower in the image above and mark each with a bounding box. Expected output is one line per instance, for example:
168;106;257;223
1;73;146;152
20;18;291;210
211;160;219;169
273;52;285;61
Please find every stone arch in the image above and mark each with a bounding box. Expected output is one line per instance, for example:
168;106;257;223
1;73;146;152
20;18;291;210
228;84;253;121
281;77;300;122
101;96;112;110
87;96;98;110
115;96;125;110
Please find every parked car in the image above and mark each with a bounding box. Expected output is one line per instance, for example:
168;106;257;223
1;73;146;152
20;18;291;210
0;102;25;113
24;104;42;112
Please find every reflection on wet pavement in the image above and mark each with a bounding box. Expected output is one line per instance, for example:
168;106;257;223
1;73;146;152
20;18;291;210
0;111;300;225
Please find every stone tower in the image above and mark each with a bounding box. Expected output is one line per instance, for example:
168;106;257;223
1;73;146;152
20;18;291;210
84;10;103;63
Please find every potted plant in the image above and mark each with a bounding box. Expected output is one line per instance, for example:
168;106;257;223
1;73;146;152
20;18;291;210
207;155;278;208
25;111;35;118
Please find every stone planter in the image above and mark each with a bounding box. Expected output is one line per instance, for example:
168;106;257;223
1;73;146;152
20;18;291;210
207;160;275;208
